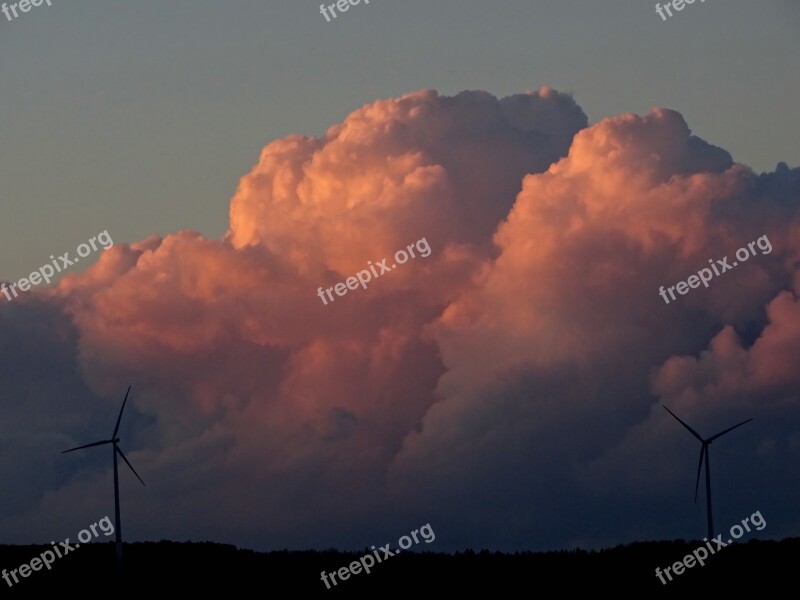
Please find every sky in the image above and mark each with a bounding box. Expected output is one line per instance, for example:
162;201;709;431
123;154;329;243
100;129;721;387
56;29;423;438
0;1;799;553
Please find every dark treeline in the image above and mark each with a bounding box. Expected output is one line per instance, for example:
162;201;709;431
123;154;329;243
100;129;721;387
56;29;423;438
0;537;794;593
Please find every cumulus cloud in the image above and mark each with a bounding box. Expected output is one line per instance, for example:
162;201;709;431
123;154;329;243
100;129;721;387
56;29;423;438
1;88;798;550
389;108;800;547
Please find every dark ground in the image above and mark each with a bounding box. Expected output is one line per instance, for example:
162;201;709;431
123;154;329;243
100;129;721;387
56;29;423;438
0;537;795;594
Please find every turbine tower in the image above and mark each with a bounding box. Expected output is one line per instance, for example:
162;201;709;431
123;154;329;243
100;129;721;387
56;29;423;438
663;405;751;539
63;386;144;574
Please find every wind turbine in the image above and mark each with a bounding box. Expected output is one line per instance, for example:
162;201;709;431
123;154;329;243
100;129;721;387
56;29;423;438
663;405;751;539
63;386;144;574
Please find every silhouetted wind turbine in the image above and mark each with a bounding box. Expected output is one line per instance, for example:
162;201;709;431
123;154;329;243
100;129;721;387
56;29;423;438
663;405;751;539
63;386;144;574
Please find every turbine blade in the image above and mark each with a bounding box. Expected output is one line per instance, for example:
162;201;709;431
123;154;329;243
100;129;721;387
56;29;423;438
113;386;132;438
115;446;145;486
62;439;113;453
662;405;703;441
708;418;753;442
694;445;706;503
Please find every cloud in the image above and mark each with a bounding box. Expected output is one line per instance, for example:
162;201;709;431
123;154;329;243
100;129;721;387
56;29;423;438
389;108;800;547
1;89;798;550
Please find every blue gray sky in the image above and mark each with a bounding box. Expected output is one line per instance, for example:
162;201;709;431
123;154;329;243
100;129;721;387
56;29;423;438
1;0;797;280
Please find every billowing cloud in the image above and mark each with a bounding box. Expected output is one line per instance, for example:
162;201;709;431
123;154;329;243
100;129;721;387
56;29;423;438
1;88;798;551
388;109;800;547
